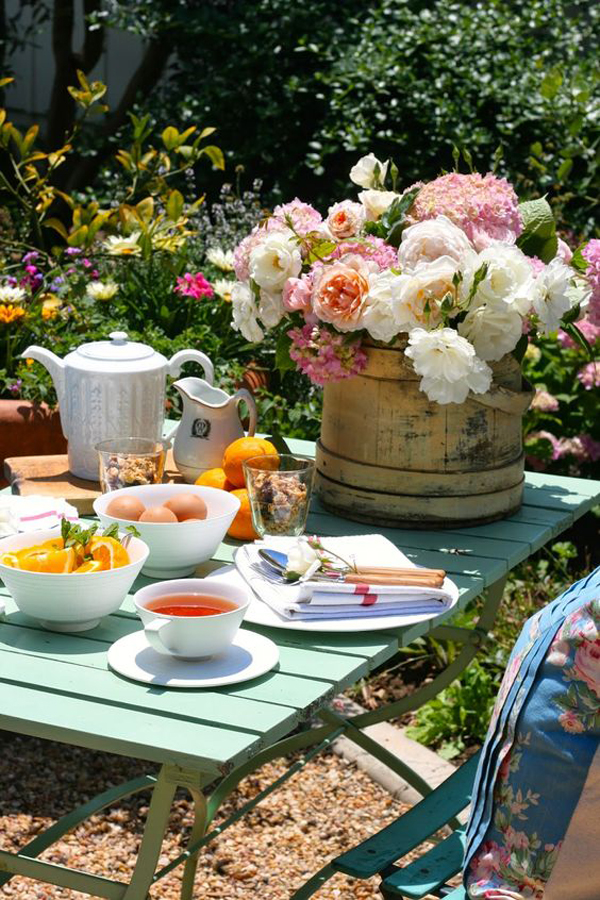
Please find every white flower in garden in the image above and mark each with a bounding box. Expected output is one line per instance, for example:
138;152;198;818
390;257;458;330
206;247;235;272
532;259;576;335
103;232;142;256
213;278;234;301
0;285;26;304
361;271;400;343
285;537;322;579
349;153;389;189
326;200;366;240
398;216;476;273
462;245;538;315
249;231;302;291
358;190;397;222
458;302;523;361
231;281;264;343
258;289;285;328
86;281;118;301
405;327;492;404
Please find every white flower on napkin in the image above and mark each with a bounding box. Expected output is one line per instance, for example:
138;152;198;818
285;537;322;581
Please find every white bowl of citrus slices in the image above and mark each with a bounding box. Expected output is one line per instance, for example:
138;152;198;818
0;520;149;632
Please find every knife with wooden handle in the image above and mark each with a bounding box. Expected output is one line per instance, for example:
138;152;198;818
341;570;446;588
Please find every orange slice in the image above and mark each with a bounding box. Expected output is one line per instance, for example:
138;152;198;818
86;536;130;570
19;546;77;573
0;552;20;568
74;560;104;574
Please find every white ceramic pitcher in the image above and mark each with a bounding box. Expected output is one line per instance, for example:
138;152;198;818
171;377;257;483
22;332;214;481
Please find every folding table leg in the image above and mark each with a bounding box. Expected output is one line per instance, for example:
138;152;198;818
180;787;208;900
122;765;178;900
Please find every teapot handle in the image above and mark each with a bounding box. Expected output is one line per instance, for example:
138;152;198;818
168;350;214;385
234;389;257;437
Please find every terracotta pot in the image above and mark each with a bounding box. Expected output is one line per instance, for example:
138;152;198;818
0;399;67;476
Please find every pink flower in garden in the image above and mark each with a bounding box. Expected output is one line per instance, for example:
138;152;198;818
579;434;600;462
174;272;214;300
531;389;559;412
407;172;523;250
577;361;600;390
282;274;313;315
555;435;600;462
312;255;371;331
527;430;562;460
582;239;600;326
272;198;322;235
328;236;398;271
558;316;600;349
288;324;368;386
559;710;586;734
556;238;573;263
326;200;365;239
528;256;546;276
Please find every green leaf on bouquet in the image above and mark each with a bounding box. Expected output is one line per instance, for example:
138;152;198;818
561;321;593;358
516;197;558;263
275;329;295;374
382;186;420;247
512;333;529;364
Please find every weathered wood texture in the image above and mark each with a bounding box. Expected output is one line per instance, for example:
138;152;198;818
316;342;534;528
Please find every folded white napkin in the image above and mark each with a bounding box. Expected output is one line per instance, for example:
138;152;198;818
235;535;454;621
0;495;79;538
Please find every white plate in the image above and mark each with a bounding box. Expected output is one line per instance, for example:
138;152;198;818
206;565;459;633
107;628;279;688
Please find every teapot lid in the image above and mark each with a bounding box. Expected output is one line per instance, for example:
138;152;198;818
76;331;154;362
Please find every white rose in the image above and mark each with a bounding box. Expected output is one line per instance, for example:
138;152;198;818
405;327;492;405
249;231;302;291
349;153;389;189
399;216;476;273
391;257;459;330
359;189;398;222
285;538;321;579
258;289;285;328
458;303;524;361
532;259;576;335
462;245;538;315
231;281;264;343
362;271;400;343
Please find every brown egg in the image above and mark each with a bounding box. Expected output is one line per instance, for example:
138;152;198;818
106;495;146;522
139;505;178;523
163;493;208;522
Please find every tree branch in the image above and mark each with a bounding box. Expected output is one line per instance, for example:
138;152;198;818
47;0;76;148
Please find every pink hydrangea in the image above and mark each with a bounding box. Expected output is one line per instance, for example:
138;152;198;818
407;172;523;250
526;430;562;460
174;272;214;300
577;361;600;390
327;236;398;271
528;256;546;276
288;324;368;386
558;316;600;349
582;239;600;326
531;389;559;412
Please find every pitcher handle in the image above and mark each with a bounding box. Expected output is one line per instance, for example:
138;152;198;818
234;389;257;437
168;350;214;385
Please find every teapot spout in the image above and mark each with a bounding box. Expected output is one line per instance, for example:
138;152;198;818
21;346;67;427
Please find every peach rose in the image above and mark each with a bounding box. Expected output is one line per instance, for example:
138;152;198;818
326;201;365;240
312;256;370;332
573;638;600;697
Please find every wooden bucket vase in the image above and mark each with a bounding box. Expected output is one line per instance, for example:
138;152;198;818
315;341;534;528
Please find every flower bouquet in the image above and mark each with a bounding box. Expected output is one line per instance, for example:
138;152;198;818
228;155;597;526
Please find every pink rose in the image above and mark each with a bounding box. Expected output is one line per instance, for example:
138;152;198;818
557;238;573;263
282;275;313;314
326;200;365;239
312;255;370;332
572;638;600;697
547;638;570;668
559;710;586;734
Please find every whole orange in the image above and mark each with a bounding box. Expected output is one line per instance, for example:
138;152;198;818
195;467;234;491
227;488;259;541
222;436;278;488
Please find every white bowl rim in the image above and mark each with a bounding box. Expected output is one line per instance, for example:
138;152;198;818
93;484;240;527
134;578;250;618
0;530;149;578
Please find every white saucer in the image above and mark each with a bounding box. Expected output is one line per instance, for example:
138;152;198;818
107;628;279;688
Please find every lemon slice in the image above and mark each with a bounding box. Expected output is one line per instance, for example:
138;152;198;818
86;536;130;570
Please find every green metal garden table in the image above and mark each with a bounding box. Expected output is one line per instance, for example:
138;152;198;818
0;442;598;899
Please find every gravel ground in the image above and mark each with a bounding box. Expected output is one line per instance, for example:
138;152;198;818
0;732;431;899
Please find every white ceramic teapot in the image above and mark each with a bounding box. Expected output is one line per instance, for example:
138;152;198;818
22;332;214;481
171;377;257;482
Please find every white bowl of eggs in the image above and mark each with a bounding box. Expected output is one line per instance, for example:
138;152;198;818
93;484;241;578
